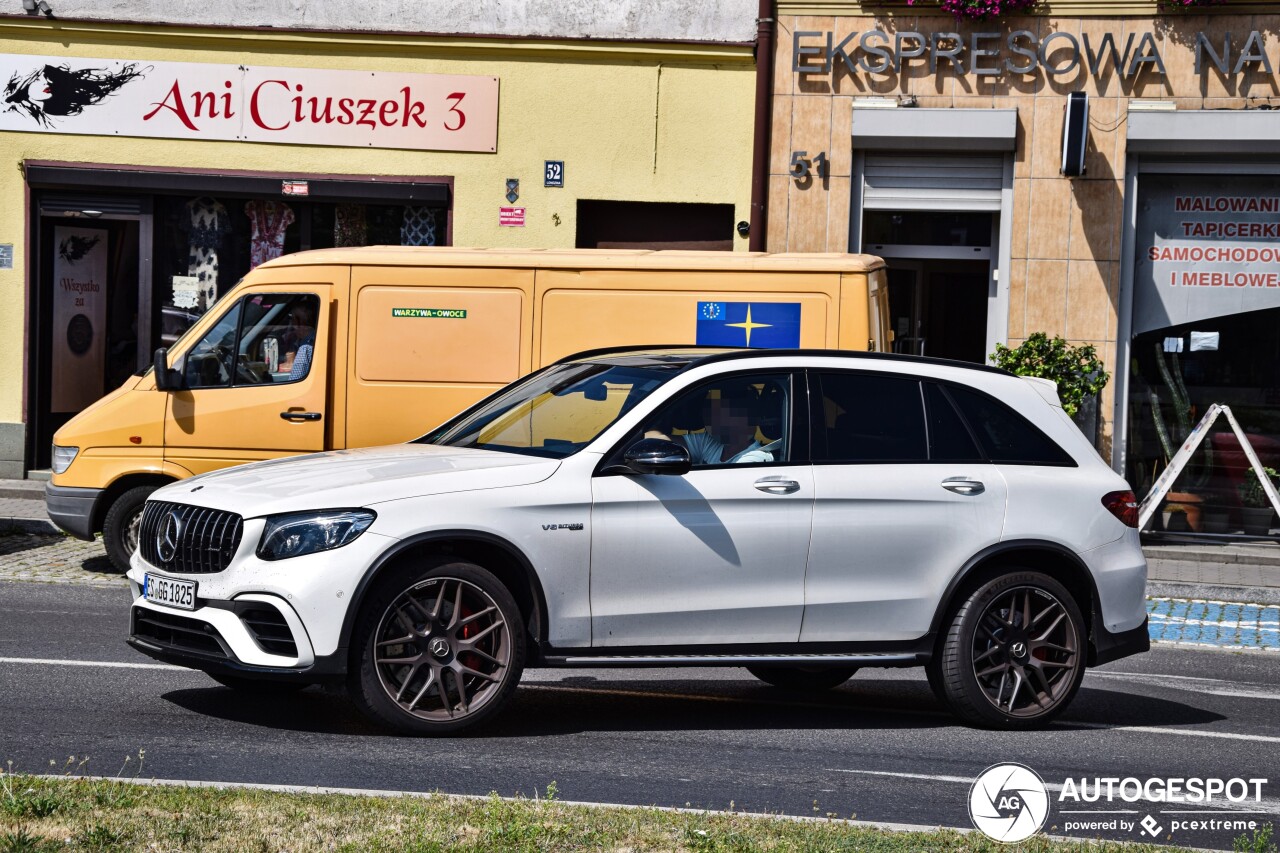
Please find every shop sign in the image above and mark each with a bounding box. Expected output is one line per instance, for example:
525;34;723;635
499;207;525;227
281;181;309;196
0;54;499;153
1133;175;1280;335
390;308;467;318
0;244;12;270
794;30;1276;81
544;160;564;188
51;226;107;413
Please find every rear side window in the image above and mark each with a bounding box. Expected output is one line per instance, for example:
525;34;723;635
925;383;984;463
945;384;1076;467
814;372;927;463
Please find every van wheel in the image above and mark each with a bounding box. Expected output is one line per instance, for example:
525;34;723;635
928;571;1085;729
746;665;858;692
103;485;158;573
349;559;525;736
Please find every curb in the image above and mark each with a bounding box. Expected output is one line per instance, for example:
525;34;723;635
1147;580;1280;606
0;517;60;535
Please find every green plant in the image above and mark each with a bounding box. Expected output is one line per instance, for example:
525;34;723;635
1233;823;1277;853
1240;467;1279;509
989;332;1109;417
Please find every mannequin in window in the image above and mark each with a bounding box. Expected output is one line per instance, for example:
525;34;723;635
245;200;295;269
179;197;230;310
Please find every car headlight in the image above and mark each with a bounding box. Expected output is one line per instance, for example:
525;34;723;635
256;509;376;561
51;445;79;474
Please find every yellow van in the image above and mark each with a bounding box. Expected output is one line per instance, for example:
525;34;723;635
46;247;886;570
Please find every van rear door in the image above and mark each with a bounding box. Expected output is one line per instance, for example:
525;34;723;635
163;282;335;475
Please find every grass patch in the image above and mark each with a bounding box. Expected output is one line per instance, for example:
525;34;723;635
0;771;1204;852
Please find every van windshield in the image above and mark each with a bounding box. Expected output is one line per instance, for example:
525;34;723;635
421;360;681;458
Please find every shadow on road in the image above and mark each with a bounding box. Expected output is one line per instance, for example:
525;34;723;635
161;674;1225;738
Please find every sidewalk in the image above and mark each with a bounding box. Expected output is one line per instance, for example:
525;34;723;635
2;477;1279;595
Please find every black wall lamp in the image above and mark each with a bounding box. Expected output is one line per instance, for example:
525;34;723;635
1061;92;1089;177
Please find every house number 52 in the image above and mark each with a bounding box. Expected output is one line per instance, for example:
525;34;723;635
790;151;828;181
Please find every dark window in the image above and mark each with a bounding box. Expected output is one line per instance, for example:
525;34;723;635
946;385;1075;466
815;373;927;463
926;383;984;462
576;200;735;251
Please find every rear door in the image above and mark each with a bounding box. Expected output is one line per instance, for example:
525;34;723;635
164;282;335;475
801;372;1007;643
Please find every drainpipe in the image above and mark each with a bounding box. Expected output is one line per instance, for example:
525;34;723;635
748;0;774;252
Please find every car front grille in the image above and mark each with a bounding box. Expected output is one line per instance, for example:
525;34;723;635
139;500;244;574
239;605;298;658
132;607;230;660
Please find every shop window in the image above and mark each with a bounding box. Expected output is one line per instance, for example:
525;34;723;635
1127;308;1280;536
814;372;927;463
576;200;734;251
863;211;993;248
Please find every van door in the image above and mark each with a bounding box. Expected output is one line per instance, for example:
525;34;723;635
164;286;333;475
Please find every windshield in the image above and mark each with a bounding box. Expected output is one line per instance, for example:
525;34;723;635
422;361;681;458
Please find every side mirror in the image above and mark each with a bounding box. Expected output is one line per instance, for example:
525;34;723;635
620;438;691;476
153;347;185;391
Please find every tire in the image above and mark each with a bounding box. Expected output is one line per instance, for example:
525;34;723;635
928;571;1086;729
349;558;526;736
103;485;158;573
209;673;309;694
746;665;858;692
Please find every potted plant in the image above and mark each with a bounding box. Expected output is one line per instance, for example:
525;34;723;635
1239;466;1278;536
989;333;1109;421
905;0;1039;21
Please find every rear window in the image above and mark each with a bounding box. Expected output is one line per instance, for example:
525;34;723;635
945;384;1076;467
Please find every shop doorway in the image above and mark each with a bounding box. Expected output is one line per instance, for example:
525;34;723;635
862;210;996;364
28;198;150;470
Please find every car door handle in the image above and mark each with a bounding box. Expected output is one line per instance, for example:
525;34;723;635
754;476;800;495
280;411;322;422
941;477;985;496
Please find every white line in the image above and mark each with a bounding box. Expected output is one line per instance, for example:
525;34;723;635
1087;671;1280;701
21;774;955;837
1068;720;1280;745
0;656;185;671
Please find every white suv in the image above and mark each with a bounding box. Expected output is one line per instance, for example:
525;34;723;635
127;347;1148;732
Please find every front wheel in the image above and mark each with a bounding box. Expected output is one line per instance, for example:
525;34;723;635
349;559;526;735
746;665;858;692
928;571;1086;728
103;485;158;573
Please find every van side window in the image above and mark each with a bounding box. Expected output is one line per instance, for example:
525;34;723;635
814;372;927;463
184;293;321;389
945;384;1076;467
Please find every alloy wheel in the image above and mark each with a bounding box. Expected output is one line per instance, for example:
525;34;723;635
971;585;1079;718
372;576;512;722
122;508;143;556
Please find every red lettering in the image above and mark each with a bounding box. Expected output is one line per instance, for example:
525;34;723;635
337;98;355;125
401;86;426;128
444;92;466;131
292;84;306;125
142;80;199;131
308;97;335;124
379;98;399;126
356;99;378;129
250;80;290;130
221;81;235;119
191;90;218;118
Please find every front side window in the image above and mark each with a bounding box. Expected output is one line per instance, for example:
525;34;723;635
183;293;320;389
814;372;927;463
425;361;679;458
632;373;791;468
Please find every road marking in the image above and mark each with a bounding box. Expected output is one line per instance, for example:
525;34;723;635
1087;670;1280;701
1068;721;1280;745
0;656;185;671
827;769;1280;816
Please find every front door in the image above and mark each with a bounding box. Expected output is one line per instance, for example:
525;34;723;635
589;371;813;647
163;284;333;474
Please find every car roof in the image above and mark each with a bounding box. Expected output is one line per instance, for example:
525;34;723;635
558;345;1011;377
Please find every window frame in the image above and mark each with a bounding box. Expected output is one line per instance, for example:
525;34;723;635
180;291;322;390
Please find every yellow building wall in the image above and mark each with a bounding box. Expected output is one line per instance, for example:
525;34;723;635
0;19;756;428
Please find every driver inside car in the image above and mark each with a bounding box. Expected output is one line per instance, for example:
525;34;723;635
645;379;782;466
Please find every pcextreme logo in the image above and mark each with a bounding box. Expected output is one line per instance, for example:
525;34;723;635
969;763;1050;843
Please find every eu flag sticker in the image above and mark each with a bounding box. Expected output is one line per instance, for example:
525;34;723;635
696;301;801;348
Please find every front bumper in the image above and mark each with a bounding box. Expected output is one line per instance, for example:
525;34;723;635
44;483;102;540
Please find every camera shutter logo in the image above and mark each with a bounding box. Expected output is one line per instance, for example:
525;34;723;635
156;510;184;564
969;763;1050;843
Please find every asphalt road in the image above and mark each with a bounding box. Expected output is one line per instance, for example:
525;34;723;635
1;580;1277;850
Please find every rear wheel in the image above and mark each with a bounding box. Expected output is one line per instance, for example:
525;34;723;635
746;665;858;692
928;571;1086;728
103;485;158;573
350;559;526;735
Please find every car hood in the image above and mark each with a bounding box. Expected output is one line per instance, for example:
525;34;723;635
151;444;560;518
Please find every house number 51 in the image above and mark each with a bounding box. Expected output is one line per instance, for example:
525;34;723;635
790;151;828;181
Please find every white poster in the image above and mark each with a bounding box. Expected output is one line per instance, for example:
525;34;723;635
51;225;107;413
0;54;499;153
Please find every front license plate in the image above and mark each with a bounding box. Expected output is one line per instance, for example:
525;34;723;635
143;573;197;611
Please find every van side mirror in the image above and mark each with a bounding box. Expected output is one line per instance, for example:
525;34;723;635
153;348;185;391
618;438;691;475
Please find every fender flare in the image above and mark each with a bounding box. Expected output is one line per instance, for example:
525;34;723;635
927;538;1102;639
336;529;550;662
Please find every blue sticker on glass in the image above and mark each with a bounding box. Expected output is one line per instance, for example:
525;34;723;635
696;301;801;348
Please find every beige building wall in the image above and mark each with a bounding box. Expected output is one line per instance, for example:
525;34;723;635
768;3;1280;449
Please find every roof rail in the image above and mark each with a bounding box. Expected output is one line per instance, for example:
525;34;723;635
558;345;1011;376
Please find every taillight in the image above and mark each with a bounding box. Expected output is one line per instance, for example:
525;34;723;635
1102;490;1140;528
